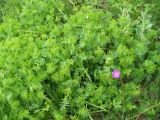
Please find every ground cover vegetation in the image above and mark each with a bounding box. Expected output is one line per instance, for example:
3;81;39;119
0;0;160;120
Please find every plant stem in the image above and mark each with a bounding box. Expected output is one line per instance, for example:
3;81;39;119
127;102;160;120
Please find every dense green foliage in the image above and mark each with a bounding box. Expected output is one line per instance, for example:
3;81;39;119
0;0;160;120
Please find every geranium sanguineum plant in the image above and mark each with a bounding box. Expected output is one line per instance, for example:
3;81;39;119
112;69;121;79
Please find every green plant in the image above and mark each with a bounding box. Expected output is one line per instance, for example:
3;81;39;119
0;0;160;120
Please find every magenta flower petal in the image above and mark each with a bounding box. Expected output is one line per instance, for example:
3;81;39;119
112;69;120;79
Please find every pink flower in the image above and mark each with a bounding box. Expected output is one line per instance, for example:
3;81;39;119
112;69;120;79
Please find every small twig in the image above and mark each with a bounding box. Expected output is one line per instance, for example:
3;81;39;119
86;103;93;120
136;115;139;120
53;0;68;20
88;114;93;120
87;102;108;112
68;0;75;8
127;102;160;120
84;69;92;83
20;30;40;34
90;110;106;113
